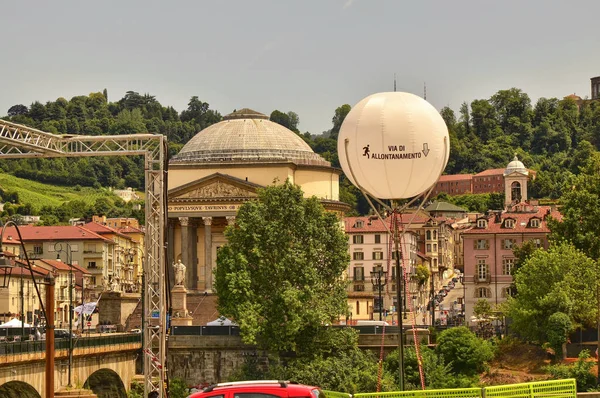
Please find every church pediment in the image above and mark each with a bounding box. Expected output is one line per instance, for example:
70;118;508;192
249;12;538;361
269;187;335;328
169;173;261;201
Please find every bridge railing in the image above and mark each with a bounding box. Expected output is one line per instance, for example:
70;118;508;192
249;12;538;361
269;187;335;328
0;334;141;356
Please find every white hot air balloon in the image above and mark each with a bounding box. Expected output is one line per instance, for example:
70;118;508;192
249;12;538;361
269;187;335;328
337;92;449;199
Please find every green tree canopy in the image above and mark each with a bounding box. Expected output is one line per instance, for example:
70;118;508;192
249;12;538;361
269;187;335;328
214;181;350;353
435;326;493;376
507;242;600;343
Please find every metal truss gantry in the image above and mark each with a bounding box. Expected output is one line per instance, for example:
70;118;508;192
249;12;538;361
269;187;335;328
0;119;168;397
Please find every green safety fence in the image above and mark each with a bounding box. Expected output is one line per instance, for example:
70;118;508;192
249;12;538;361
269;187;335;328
340;379;576;398
354;387;482;398
484;379;576;398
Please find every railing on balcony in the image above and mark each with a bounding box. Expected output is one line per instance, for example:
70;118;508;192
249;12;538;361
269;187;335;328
475;274;492;283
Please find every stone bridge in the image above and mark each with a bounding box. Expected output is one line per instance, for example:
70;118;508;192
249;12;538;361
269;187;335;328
0;334;141;397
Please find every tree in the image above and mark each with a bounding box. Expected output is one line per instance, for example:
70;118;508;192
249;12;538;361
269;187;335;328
435;326;493;376
214;181;350;353
549;153;600;259
7;104;28;117
507;242;600;343
473;299;493;319
546;312;572;359
330;104;351;140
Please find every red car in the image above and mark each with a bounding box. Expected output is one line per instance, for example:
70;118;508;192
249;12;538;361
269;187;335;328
188;380;325;398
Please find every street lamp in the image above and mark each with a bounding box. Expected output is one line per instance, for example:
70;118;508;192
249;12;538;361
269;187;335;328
55;241;74;388
370;267;387;322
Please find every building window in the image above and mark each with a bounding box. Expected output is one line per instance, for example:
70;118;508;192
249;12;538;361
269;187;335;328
503;239;516;250
477;219;487;228
477;288;490;298
356;301;360;315
33;245;43;255
530;219;540;228
374;234;381;244
426;244;432;252
353;284;365;292
426;230;431;240
88;261;97;269
532;238;542;248
355;220;364;228
504;287;515;298
353;266;364;281
474;239;489;250
433;258;438;268
433;244;437;252
502;258;514;275
504;219;515;228
373;251;383;260
353;235;364;244
477;259;488;281
353;252;364;261
433;230;437;240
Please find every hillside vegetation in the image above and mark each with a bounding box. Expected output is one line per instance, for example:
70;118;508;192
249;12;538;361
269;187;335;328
0;173;108;209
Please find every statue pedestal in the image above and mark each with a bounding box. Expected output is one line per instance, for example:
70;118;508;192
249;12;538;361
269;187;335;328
171;285;193;326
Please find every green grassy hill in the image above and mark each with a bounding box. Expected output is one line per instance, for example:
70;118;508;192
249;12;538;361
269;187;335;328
0;173;112;210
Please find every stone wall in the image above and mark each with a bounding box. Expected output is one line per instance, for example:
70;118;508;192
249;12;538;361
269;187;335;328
167;335;268;385
98;292;140;331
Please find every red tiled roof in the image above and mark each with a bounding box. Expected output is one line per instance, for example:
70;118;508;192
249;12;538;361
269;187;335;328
474;168;505;177
117;226;144;234
398;212;431;224
11;264;47;278
2;225;111;243
83;222;131;240
438;174;473;182
464;206;561;234
1;251;17;258
345;217;389;233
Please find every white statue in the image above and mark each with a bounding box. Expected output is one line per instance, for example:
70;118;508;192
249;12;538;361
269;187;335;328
111;277;119;292
174;260;186;286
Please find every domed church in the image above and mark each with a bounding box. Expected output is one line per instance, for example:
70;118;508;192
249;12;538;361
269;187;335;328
167;108;348;295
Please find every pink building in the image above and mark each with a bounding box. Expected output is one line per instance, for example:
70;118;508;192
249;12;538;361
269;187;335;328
462;203;560;321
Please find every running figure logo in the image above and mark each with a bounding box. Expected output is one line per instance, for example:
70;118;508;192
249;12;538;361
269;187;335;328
362;144;370;159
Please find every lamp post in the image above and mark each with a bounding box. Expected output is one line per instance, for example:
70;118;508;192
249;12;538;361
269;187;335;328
55;241;74;388
370;267;387;322
393;215;405;391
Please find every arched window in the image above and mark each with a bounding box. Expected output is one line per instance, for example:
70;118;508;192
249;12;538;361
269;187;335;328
433;230;437;240
426;230;431;240
476;288;490;298
511;181;522;203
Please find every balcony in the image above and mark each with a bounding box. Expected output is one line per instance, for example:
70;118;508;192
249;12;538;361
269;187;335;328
83;251;103;258
475;274;492;284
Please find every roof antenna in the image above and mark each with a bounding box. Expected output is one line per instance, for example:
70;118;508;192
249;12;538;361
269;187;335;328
424;81;427;100
394;73;397;92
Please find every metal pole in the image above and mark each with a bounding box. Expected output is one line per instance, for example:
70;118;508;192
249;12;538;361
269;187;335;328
141;271;145;374
394;215;405;391
21;270;24;341
431;271;435;327
597;284;599;384
68;262;73;387
45;272;55;398
378;272;383;322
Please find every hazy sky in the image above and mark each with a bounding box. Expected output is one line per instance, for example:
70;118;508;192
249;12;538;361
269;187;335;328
2;1;599;134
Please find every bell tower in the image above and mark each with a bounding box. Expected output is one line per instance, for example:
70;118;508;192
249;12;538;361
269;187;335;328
503;155;529;206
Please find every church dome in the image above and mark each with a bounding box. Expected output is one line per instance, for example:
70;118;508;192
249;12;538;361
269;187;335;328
170;108;330;167
504;155;528;176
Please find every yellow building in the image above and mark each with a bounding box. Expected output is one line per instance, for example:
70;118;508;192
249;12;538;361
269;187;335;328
167;109;347;309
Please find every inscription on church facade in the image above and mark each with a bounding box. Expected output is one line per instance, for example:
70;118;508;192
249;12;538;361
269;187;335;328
168;204;241;212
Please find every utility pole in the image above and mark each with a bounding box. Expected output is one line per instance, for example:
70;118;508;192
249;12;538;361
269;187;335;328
20;270;24;341
393;213;405;391
45;272;55;398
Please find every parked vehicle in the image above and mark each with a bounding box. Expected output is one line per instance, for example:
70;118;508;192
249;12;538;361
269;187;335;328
189;380;324;398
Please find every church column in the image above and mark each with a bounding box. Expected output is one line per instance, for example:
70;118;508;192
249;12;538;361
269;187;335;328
190;219;198;290
179;217;194;290
202;217;213;292
167;219;175;290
